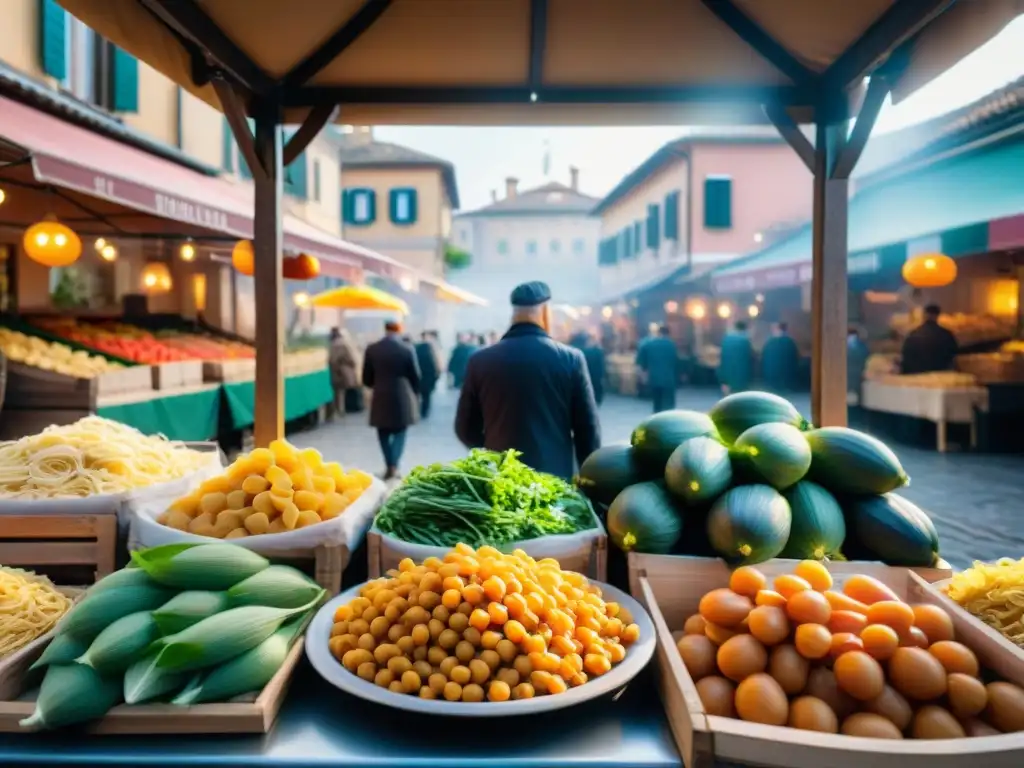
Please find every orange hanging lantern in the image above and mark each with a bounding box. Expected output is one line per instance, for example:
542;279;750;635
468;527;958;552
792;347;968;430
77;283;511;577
141;262;173;294
902;253;957;288
232;239;254;275
282;253;321;280
23;216;82;267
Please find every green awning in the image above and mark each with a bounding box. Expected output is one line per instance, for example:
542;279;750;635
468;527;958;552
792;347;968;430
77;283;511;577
222;369;333;430
97;385;221;441
713;136;1024;288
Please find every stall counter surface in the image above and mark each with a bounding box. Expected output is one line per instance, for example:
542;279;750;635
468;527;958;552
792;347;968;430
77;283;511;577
0;664;680;767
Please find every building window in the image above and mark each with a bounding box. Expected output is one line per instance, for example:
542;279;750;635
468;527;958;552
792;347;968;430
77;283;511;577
550;239;561;254
497;239;508;255
389;188;418;225
647;204;661;250
57;17;138;112
525;240;538;257
633;221;643;252
572;238;585;255
312;160;321;202
344;188;376;225
704;176;733;229
664;190;681;240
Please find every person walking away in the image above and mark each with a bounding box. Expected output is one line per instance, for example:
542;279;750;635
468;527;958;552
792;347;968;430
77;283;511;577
447;333;475;389
328;327;359;419
414;331;440;419
900;304;958;374
362;320;421;480
847;326;870;406
760;322;800;393
636;325;679;413
571;330;607;406
455;281;600;479
719;320;754;395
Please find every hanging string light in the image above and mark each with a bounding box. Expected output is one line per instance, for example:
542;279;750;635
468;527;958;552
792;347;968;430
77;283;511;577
99;244;118;262
179;240;197;262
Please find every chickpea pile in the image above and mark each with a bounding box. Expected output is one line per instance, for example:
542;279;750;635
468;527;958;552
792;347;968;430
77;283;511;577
329;544;641;702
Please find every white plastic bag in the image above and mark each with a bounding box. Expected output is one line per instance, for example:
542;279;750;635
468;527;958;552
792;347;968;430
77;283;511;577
129;478;387;554
117;451;225;537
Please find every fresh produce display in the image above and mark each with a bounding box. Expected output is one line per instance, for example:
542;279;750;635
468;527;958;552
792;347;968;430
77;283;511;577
153;331;255;360
0;567;73;658
18;543;323;730
327;545;640;701
0;416;215;498
676;560;1024;739
376;450;596;548
945;559;1024;647
579;392;941;567
157;439;372;538
34;318;195;364
0;328;123;378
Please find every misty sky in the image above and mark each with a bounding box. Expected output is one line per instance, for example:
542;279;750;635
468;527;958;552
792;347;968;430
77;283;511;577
375;16;1024;213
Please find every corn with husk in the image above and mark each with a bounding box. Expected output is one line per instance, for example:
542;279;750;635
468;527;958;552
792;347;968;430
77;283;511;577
20;664;122;730
57;585;173;642
78;611;160;675
84;567;156;596
30;633;88;671
150;595;322;672
123;652;191;705
227;565;323;609
152;591;230;635
131;543;269;590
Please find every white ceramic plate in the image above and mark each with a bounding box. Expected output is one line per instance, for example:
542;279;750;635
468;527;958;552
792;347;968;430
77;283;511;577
306;579;656;717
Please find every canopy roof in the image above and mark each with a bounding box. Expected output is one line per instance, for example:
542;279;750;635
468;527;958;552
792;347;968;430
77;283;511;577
58;0;1022;126
310;284;410;314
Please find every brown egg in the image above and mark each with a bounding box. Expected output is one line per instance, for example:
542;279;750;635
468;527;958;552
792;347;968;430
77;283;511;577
787;696;839;733
961;717;1001;737
912;706;966;739
717;634;768;682
695;675;736;718
985;681;1024;733
747;605;790;646
786;590;832;625
833;651;885;701
677;634;717;681
947;673;988;719
805;666;857;720
888;647;948;700
684;614;707;636
840;712;904;739
862;685;913;731
929;641;980;677
699;588;753;628
911;603;955;644
735;673;789;725
768;643;809;695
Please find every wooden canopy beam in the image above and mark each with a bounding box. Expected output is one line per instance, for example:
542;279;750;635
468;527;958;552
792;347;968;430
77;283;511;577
831;76;891;180
283;104;338;166
213;78;264;179
764;104;814;172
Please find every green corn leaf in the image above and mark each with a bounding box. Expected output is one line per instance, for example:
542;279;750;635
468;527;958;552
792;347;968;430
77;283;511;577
152;591;230;635
123;652;191;705
131;543;269;590
57;585;174;643
149;596;320;672
227;565;323;609
20;664;122;730
29;633;89;671
84;567;156;597
78;611;159;675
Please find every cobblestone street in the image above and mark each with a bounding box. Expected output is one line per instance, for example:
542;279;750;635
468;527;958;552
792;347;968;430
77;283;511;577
292;386;1024;569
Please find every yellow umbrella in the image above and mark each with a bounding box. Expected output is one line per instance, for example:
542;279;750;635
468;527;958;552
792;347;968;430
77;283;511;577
309;285;409;315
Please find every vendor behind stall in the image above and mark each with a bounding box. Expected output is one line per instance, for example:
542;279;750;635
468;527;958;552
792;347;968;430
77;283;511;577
900;304;959;374
719;320;754;394
760;322;800;393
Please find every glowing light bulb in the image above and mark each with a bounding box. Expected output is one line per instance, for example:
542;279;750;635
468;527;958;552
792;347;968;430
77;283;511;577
180;242;196;262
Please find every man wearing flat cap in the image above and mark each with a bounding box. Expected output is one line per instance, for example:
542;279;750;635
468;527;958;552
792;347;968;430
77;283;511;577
362;319;421;480
455;281;601;478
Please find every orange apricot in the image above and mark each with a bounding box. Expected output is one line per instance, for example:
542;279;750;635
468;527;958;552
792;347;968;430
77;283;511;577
774;574;812;600
912;604;955;644
824;590;869;615
865;600;915;633
755;590;788;608
794;623;832;660
794;560;833;591
829;632;864;659
860;624;899;661
828;610;868;635
842;575;900;605
729;566;767;599
786;590;832;625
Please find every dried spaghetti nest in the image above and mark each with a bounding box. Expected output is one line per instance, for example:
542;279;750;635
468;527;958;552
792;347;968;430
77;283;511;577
946;558;1024;646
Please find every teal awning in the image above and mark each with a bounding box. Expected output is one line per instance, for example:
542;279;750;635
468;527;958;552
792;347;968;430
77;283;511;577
712;136;1024;292
97;385;221;441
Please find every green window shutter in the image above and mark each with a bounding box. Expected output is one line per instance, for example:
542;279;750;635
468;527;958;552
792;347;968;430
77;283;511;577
664;190;680;240
647;204;661;249
39;0;67;80
389;188;418;225
634;221;643;251
110;46;139;112
284;153;308;199
341;189;351;223
221;117;234;173
704;177;732;229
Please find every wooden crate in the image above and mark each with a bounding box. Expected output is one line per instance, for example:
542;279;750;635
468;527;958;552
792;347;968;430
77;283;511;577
0;515;117;584
151;361;205;390
367;527;608;581
0;634;304;734
203;359;256;383
628;554;1024;768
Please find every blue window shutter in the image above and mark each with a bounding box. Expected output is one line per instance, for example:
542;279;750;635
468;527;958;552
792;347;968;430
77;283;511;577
285;153;307;199
664;190;680;240
221;118;234;173
647;204;661;249
110;46;139;112
39;0;67;80
704;177;732;229
366;190;377;223
634;221;642;251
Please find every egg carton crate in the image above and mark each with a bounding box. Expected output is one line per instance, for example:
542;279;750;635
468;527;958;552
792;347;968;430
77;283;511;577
624;554;1021;768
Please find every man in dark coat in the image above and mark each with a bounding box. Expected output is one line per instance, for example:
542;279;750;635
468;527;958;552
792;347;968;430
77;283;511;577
636;325;679;413
900;304;959;375
455;281;601;479
760;322;800;393
447;333;475;389
414;331;440;419
362;321;421;480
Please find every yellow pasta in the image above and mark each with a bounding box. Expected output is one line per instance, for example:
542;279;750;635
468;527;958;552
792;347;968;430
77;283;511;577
0;567;73;658
946;558;1024;646
0;417;212;498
